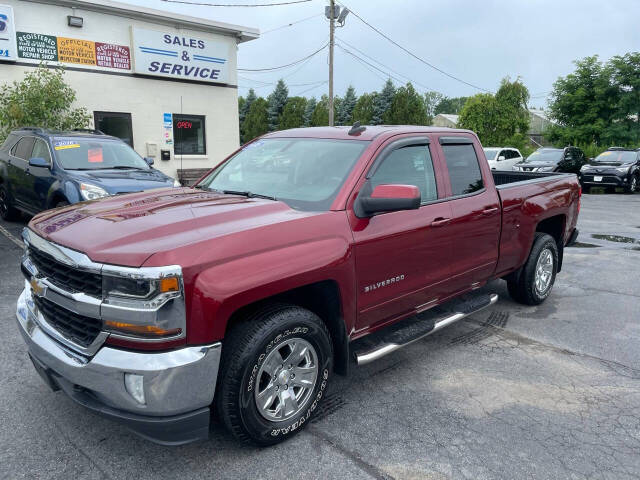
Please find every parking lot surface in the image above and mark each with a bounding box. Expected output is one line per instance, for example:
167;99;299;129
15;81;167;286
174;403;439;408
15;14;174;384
1;193;640;480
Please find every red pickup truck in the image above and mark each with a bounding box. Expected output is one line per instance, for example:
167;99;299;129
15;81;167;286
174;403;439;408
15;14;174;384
16;126;580;446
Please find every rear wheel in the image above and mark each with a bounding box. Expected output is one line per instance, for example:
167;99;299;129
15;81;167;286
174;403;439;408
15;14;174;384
0;186;20;221
507;233;558;305
216;304;333;446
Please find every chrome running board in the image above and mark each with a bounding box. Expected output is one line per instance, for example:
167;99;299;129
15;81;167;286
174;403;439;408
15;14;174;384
355;293;499;366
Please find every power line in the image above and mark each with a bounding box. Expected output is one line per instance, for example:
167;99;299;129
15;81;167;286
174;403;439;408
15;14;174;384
337;1;490;93
262;13;323;34
238;42;328;71
295;81;328;96
161;0;311;6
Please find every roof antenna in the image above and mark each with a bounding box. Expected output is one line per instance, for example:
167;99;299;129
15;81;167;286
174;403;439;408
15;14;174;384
348;121;366;136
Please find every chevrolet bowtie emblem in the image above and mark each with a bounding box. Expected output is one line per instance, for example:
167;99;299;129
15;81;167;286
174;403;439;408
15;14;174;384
30;277;45;297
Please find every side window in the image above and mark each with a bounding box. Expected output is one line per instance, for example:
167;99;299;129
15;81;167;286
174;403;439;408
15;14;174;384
12;137;35;160
497;150;506;160
31;139;52;165
370;144;438;203
442;144;484;196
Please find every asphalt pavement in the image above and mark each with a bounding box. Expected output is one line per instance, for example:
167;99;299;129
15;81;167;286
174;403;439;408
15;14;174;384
1;192;640;480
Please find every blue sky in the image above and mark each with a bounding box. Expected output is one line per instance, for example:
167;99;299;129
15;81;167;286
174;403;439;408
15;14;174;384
126;0;640;106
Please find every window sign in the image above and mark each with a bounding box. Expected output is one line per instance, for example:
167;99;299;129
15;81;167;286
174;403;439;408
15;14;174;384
0;5;17;61
131;27;231;84
56;37;96;65
95;42;130;70
17;32;58;61
173;114;205;155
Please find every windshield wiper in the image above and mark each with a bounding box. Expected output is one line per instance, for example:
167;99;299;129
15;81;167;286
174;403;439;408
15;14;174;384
108;166;146;170
222;190;278;201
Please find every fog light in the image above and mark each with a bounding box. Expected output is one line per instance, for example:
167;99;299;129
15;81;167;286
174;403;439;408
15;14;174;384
124;373;146;405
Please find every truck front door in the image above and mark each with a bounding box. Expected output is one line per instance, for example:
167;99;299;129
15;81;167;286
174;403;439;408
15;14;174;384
350;137;454;333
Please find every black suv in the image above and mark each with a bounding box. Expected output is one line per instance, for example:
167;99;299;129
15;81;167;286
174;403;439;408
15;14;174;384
0;128;179;220
513;146;587;174
579;147;640;193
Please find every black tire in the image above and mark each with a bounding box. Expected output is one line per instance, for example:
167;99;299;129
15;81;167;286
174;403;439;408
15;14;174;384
506;232;558;305
55;200;70;208
625;175;638;194
216;304;333;446
0;186;20;221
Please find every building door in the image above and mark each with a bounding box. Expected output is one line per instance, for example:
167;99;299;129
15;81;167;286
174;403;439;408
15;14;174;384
94;112;134;147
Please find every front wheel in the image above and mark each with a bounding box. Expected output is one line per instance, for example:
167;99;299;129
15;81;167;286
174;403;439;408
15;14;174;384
625;175;638;194
0;186;20;221
507;233;558;305
216;304;333;445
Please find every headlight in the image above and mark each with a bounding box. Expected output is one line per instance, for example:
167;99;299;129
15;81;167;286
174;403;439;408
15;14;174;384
616;166;630;174
580;165;590;172
173;178;182;187
512;166;520;171
537;166;555;172
80;183;110;200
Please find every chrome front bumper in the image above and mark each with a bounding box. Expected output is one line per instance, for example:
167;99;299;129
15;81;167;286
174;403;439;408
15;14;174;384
16;285;221;445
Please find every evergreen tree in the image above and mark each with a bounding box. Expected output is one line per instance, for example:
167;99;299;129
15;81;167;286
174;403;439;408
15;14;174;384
267;80;288;131
352;92;377;125
386;83;428;125
303;97;317;126
239;88;257;125
242;97;269;143
372;79;395;125
311;95;330;126
337;85;357;125
279;96;307;130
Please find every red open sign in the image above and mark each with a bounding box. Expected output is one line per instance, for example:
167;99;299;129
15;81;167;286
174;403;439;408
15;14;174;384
176;121;192;129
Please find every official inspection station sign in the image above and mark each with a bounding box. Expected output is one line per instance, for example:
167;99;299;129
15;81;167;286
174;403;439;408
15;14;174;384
131;27;231;83
57;37;95;65
0;4;17;61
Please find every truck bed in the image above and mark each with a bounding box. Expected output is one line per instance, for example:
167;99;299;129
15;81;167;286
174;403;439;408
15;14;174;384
492;170;573;188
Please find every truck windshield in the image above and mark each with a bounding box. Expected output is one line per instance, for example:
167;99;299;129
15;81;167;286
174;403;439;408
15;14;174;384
523;149;562;163
198;138;369;211
53;138;150;171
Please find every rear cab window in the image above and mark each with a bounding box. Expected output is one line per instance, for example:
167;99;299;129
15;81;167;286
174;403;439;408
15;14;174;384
440;139;484;196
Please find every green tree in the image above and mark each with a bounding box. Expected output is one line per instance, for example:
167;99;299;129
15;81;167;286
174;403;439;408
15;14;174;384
423;91;444;124
385;83;428;125
608;52;640;145
311;95;330;126
0;65;90;142
546;56;619;147
337;85;357;125
242;97;269;142
458;77;530;148
434;96;468;115
267;79;288;131
278;96;307;130
239;88;257;125
372;79;395;125
303;97;316;126
352;92;377;125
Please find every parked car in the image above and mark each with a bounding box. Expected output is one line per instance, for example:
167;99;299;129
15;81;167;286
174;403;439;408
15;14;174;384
513;146;587;174
16;126;580;446
0;127;179;220
578;147;640;193
483;146;523;171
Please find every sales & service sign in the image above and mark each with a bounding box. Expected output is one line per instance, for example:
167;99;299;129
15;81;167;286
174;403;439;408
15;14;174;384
131;27;231;84
0;4;17;61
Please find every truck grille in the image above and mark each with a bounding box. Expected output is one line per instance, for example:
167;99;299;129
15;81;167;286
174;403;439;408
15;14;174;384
33;295;102;347
28;247;102;298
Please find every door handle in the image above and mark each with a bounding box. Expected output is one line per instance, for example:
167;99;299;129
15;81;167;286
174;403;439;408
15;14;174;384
482;207;498;215
431;217;451;227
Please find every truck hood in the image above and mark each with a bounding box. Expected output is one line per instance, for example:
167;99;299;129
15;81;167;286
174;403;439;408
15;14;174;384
66;168;175;194
28;187;314;266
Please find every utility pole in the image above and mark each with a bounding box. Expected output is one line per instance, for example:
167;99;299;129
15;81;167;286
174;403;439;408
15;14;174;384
328;0;335;126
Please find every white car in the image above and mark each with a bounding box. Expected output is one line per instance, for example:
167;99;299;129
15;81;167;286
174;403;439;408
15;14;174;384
483;147;523;171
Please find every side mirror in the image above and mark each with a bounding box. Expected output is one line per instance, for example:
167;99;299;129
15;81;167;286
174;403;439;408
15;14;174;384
144;157;154;166
356;184;421;218
498;155;506;161
29;157;50;168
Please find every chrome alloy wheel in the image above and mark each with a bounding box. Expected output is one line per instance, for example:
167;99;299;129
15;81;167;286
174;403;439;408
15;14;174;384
534;248;554;296
254;337;318;422
631;176;638;192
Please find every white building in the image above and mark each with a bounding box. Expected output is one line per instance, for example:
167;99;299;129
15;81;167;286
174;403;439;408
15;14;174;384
431;114;459;128
0;0;259;181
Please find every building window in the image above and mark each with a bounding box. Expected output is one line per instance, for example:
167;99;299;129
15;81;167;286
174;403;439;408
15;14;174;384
173;114;206;155
94;112;134;147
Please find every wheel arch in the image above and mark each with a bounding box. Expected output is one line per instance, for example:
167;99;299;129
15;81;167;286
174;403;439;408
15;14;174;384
535;214;566;272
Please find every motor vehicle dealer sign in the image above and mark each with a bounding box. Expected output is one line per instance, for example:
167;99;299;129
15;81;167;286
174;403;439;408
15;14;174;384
0;4;17;61
131;27;231;84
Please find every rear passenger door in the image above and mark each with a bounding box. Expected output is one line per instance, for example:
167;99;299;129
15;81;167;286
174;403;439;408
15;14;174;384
8;136;35;208
437;136;501;292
